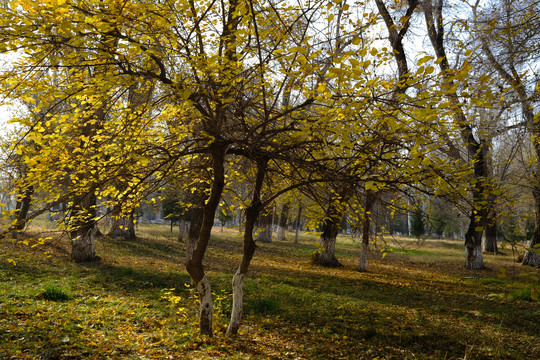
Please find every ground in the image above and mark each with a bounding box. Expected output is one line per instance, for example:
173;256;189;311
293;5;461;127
1;222;539;359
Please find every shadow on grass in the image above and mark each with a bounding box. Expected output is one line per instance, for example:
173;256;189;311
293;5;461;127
91;263;192;294
3;229;539;359
99;236;184;262
242;262;540;340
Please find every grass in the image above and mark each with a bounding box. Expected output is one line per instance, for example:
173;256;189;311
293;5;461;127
38;284;71;302
1;222;539;359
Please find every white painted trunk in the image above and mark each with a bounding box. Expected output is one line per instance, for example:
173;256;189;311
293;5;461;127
358;241;368;271
197;276;213;334
407;210;412;236
257;225;273;243
177;218;186;242
226;270;244;335
276;226;286;241
465;244;483;270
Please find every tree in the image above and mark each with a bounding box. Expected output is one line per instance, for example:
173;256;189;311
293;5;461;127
5;0;531;337
217;205;234;231
470;0;540;265
162;196;183;233
411;208;425;241
423;0;492;269
276;202;290;241
358;189;376;271
256;206;274;243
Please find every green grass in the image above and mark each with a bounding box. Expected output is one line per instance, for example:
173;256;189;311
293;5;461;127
1;224;539;359
38;284;71;301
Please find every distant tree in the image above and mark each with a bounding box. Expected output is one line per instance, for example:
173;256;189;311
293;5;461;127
411;209;425;242
276;202;290;241
217;205;234;231
162;196;183;233
256;206;274;243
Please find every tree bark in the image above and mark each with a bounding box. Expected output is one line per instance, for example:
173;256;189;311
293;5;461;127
69;192;97;263
523;187;540;267
13;185;33;232
295;204;302;244
186;207;204;265
227;159;267;335
177;212;188;242
71;229;96;263
313;186;353;267
482;138;498;254
276;203;289;241
256;209;273;243
196;275;213;335
107;212;136;240
483;206;498;254
358;190;376;272
186;144;226;336
316;218;343;267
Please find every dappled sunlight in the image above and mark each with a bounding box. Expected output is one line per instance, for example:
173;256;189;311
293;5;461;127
1;224;539;359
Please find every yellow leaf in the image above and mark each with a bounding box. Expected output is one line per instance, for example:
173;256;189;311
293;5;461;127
417;56;433;66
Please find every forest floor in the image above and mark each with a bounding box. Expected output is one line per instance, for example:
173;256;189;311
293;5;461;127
1;222;539;359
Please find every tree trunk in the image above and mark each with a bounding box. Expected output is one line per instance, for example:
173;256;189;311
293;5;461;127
71;229;96;263
177;213;187;242
107;212;136;240
482;207;498;254
13;185;33;232
237;208;243;234
186;144;226;336
276;203;289;241
295;204;302;244
257;209;273;243
186;207;204;264
196;275;213;335
483;139;498;254
424;0;488;270
127;213;135;238
313;186;352;267
358;191;376;271
523;186;540;267
227;159;266;335
228;270;245;335
69;192;97;263
465;217;484;270
316;218;342;267
474;4;539;266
